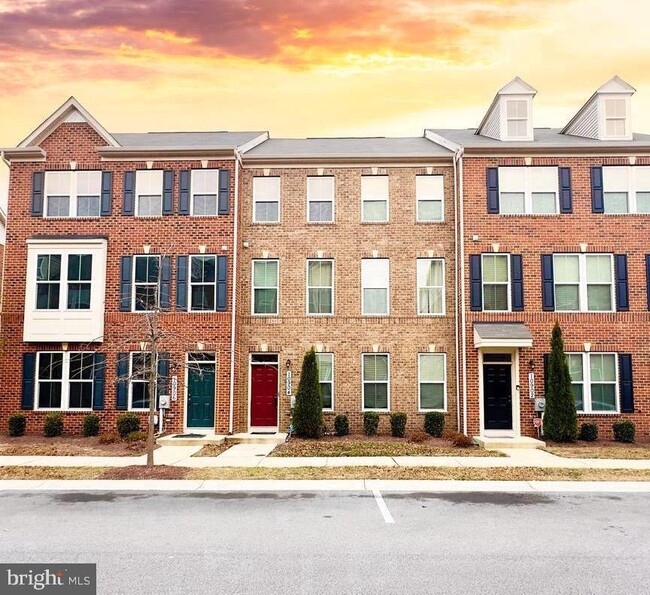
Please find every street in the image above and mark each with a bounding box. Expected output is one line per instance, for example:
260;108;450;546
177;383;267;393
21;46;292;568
0;489;648;594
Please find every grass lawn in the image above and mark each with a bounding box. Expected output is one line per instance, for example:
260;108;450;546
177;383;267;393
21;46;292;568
193;444;231;457
545;441;650;460
269;435;501;458
0;435;149;457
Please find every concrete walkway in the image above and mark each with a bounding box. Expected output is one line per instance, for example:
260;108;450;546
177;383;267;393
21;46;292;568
0;443;649;470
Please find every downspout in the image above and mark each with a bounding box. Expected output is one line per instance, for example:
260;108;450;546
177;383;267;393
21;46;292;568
458;149;468;436
228;150;242;434
452;153;460;433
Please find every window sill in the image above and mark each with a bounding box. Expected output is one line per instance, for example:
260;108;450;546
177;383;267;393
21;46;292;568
360;221;389;225
496;213;561;217
415;220;446;224
418;408;447;414
362;409;391;414
306;221;336;225
577;411;621;416
34;408;93;412
252;221;281;225
43;216;102;220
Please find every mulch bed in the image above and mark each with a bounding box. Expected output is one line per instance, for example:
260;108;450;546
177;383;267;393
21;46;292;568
0;434;149;457
545;439;650;460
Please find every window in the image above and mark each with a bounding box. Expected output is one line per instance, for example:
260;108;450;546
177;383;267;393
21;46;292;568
362;354;389;410
36;255;61;310
135;170;163;217
36;352;94;410
191;169;218;216
604;98;627;138
499;167;558;215
44;171;101;218
419;353;446;411
35;253;93;311
253;177;280;223
567;353;618;413
130;352;154;410
416;175;444;221
66;254;92;310
602;166;650;214
252;260;279;315
417;258;444;315
307;177;334;222
190;255;217;311
133;255;160;311
307;259;333;315
553;254;614;312
506;99;528;138
361;258;389;315
361;176;389;222
481;254;510;312
316;353;334;410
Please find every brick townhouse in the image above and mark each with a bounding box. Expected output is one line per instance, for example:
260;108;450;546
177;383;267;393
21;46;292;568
0;76;649;442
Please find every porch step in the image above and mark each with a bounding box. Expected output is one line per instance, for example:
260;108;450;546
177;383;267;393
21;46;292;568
156;434;226;447
473;436;546;450
226;433;288;445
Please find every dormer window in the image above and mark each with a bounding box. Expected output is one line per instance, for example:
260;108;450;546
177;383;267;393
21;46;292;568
506;100;528;138
604;98;627;137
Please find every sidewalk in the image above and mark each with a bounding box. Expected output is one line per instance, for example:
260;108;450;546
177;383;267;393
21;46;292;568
0;443;649;470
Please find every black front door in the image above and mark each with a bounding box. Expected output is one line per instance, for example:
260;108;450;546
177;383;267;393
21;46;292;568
483;364;512;430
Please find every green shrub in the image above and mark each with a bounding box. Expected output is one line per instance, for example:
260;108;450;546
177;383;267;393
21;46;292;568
334;414;349;437
8;413;26;438
124;430;148;442
82;414;100;437
390;412;407;438
43;413;63;438
579;423;598;442
613;419;635;443
293;348;324;438
424;412;445;437
363;412;380;436
116;413;140;439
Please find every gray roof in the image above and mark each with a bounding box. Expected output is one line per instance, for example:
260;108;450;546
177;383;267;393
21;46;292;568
429;128;650;149
244;137;452;159
112;131;266;149
474;323;533;341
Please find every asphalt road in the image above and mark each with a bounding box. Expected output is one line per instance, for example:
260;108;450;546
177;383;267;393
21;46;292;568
0;490;648;594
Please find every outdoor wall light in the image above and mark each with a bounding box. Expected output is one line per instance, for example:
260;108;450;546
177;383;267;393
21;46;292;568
286;359;291;369
529;359;535;370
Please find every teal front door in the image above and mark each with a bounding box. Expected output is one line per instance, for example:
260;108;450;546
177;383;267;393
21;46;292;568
187;365;215;428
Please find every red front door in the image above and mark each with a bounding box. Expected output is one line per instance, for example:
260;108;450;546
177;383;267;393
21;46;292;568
251;364;278;426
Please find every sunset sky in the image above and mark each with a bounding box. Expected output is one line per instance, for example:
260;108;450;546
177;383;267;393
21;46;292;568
1;0;649;207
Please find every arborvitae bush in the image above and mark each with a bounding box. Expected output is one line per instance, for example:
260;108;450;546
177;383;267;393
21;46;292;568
293;348;324;438
334;414;349;437
83;414;100;437
424;412;445;437
363;412;380;436
613;420;635;443
8;413;26;437
43;413;63;438
390;413;407;438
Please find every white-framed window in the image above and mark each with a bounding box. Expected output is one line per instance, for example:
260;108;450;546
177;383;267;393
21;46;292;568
481;254;510;312
36;351;94;410
191;169;218;216
307;176;334;222
307;259;333;315
44;171;102;218
316;353;334;410
566;352;618;413
604;98;627;138
417;258;444;315
129;352;155;410
253;177;280;223
361;258;389;316
190;255;217;311
362;353;389;411
361;176;389;222
418;353;446;411
35;253;92;311
499;167;559;215
133;255;161;312
506;99;529;138
135;170;163;217
602;166;650;214
553;254;614;312
252;259;279;315
416;175;444;221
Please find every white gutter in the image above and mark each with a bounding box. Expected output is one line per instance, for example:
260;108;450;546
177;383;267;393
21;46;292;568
228;150;242;434
452;152;460;433
458;149;468;436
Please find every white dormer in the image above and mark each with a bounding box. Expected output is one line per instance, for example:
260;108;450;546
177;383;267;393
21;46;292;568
561;76;635;141
476;77;537;142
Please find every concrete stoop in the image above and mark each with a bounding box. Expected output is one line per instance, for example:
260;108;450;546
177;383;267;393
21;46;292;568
473;435;546;450
157;433;287;447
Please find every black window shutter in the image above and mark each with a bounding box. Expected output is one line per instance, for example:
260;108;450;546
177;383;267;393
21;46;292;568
646;255;650;311
614;254;629;312
31;171;44;216
543;354;550;397
217;255;228;311
120;256;132;312
179;170;191;215
470;255;482;311
123;171;135;215
21;353;36;410
116;353;129;410
559;167;572;213
218;169;230;214
160;256;171;310
541;255;555;311
163;170;174;215
591;166;604;213
157;353;170;407
176;256;188;310
92;353;106;410
619;354;634;413
486;167;499;214
101;171;113;216
510;254;524;311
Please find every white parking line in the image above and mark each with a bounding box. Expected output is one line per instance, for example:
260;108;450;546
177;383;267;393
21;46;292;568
372;488;395;524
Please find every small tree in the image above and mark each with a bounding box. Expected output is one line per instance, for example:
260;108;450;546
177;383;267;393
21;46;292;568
293;348;323;438
543;322;578;442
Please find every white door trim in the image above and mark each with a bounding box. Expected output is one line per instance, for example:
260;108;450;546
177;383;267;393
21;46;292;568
248;353;280;433
184;352;217;433
478;348;520;438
